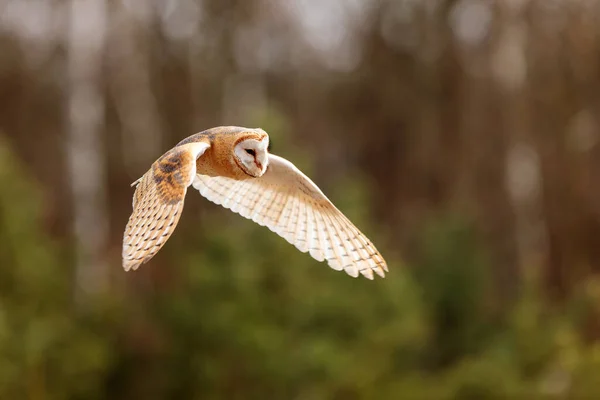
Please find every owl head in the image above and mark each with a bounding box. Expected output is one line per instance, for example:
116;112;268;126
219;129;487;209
233;129;270;177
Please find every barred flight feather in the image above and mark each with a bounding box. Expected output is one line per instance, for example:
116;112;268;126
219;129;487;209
192;155;388;279
122;142;209;271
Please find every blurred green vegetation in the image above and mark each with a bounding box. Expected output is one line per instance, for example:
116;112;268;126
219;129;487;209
3;1;600;397
3;137;600;400
0;138;112;399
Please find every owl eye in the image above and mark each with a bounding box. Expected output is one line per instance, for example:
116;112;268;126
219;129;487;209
245;149;256;157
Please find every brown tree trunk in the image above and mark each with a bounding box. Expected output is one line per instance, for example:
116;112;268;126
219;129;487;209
66;0;110;303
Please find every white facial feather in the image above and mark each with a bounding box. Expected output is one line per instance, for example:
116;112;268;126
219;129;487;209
234;135;270;177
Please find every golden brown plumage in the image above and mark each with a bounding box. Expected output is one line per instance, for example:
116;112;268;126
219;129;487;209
122;126;388;279
122;141;209;271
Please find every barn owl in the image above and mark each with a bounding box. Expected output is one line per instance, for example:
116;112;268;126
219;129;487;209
122;126;388;279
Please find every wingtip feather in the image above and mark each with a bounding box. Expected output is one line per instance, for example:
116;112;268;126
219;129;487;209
192;169;389;282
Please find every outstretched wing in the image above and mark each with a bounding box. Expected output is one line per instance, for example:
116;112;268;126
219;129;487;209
122;141;210;271
192;154;387;279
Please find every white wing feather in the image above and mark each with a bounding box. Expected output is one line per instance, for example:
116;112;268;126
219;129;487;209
192;154;388;279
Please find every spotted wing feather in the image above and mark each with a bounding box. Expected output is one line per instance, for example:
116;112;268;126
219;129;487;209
122;142;210;271
192;154;387;279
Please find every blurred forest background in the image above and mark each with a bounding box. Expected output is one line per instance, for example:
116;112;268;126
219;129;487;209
2;0;600;398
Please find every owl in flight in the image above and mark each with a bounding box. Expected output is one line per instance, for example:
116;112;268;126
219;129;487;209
122;126;388;279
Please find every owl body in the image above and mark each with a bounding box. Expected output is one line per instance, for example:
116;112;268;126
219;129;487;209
123;126;388;279
173;126;266;180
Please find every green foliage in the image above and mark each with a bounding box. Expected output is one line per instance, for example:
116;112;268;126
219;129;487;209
2;137;600;399
414;215;492;368
151;183;427;399
0;138;113;399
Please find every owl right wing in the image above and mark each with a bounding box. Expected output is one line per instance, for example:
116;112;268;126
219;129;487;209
192;154;388;279
122;141;210;271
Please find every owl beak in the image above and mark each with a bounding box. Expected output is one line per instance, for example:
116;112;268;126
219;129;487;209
255;151;268;174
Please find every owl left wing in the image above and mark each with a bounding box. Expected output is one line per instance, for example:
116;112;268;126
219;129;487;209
192;154;388;279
